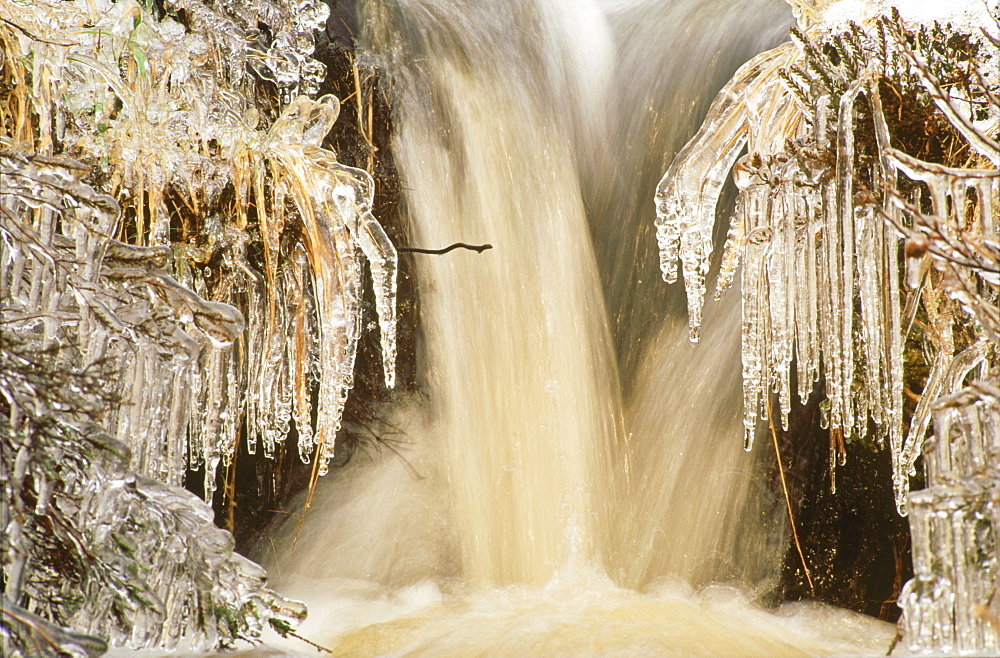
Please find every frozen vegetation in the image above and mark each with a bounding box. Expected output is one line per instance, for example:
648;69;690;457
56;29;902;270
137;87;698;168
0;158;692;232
656;0;999;650
901;384;1000;653
1;0;396;653
0;151;304;655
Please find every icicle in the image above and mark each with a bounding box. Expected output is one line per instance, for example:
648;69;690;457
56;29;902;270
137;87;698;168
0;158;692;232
901;381;1000;652
856;203;884;424
358;208;399;388
769;184;793;430
834;78;864;440
309;195;363;474
793;189;817;404
715;213;745;300
286;244;315;462
656;43;796;341
741;217;771;451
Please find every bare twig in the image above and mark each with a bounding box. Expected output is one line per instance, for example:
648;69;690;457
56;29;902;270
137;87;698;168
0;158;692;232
398;242;493;255
767;396;815;593
270;619;333;654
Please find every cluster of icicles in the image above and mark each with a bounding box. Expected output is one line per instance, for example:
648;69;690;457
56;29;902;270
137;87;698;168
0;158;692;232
900;380;1000;653
655;0;1000;513
0;151;307;653
1;0;397;490
1;0;397;653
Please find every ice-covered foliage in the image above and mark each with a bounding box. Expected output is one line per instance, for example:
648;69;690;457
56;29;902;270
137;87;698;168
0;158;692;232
0;152;305;654
223;93;398;473
0;0;397;481
1;0;397;652
655;0;1000;512
899;382;1000;653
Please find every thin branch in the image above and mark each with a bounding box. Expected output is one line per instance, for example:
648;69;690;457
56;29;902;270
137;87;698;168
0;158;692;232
270;619;333;654
398;242;493;255
767;396;815;593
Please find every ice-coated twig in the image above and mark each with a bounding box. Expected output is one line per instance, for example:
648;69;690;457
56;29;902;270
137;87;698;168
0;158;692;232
887;14;1000;166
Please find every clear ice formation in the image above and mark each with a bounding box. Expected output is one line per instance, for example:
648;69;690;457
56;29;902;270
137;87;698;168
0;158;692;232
240;94;398;472
0;0;397;481
1;152;304;654
1;0;398;652
655;0;1000;514
899;382;1000;653
161;0;331;101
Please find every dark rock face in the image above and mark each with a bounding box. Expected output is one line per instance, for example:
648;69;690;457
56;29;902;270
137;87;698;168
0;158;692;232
775;384;915;622
324;0;359;49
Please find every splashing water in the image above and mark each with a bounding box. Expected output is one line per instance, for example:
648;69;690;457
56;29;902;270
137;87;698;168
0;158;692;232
259;0;898;653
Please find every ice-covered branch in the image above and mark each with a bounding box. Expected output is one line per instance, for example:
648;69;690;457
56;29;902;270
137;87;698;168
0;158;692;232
0;152;304;654
655;43;799;342
655;0;1000;508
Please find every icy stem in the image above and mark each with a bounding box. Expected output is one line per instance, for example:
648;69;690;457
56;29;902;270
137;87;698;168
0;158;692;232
655;43;797;342
255;96;399;472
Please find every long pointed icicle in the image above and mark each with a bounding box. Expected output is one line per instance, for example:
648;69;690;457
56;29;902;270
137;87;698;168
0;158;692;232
359;207;399;388
655;43;796;342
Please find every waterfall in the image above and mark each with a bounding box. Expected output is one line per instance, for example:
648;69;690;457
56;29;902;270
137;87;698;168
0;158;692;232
258;0;896;652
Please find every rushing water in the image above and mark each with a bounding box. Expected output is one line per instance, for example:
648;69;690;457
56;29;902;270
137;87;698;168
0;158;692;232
256;0;897;653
